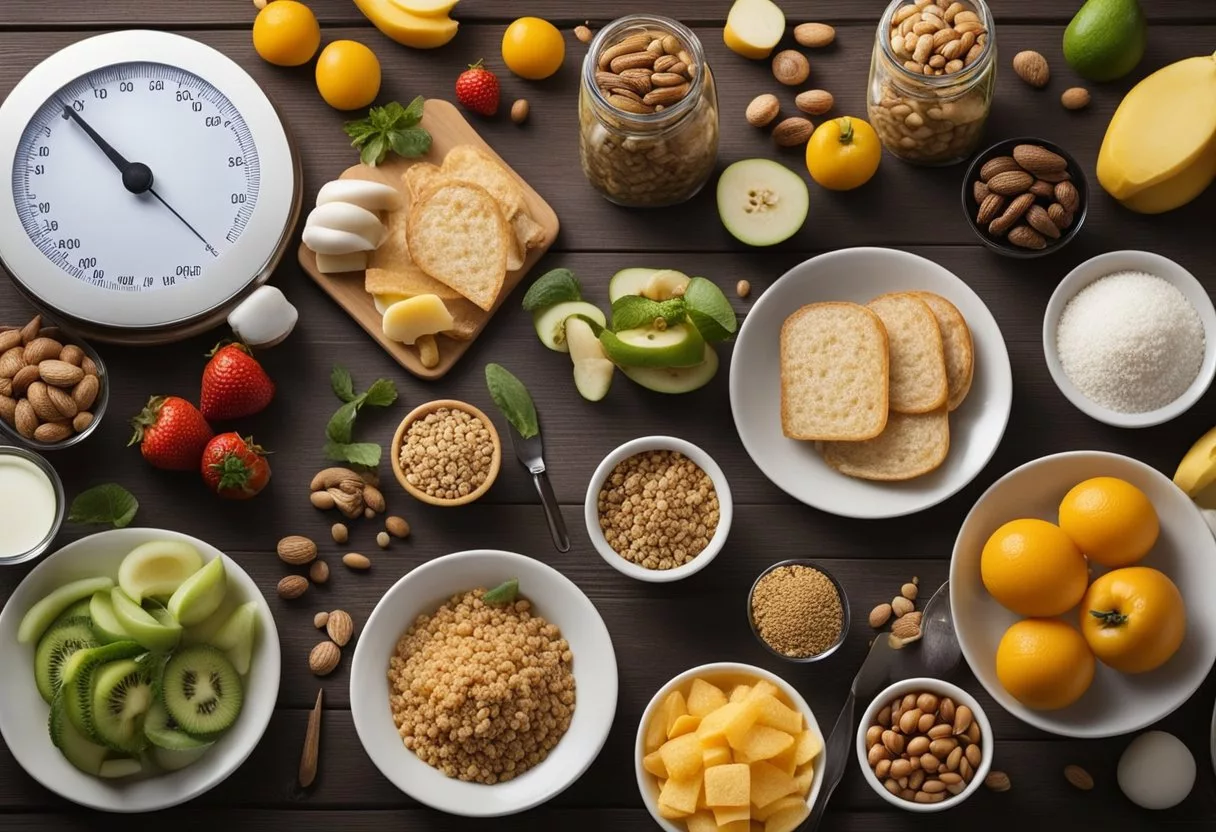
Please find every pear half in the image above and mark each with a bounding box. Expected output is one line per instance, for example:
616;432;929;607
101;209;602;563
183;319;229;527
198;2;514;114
118;540;204;603
167;557;228;628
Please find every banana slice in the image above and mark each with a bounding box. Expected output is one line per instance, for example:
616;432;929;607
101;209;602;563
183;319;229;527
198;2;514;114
316;179;403;212
302;225;378;255
305;202;385;247
316;252;369;274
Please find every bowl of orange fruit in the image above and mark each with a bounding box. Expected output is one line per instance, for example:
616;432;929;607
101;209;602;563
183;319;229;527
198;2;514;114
950;450;1216;738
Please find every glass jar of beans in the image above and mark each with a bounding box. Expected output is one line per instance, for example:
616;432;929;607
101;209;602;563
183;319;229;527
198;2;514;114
578;15;719;207
867;0;997;165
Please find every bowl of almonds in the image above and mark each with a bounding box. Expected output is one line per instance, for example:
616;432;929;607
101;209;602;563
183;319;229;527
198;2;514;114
856;677;992;812
962;138;1087;258
0;315;107;450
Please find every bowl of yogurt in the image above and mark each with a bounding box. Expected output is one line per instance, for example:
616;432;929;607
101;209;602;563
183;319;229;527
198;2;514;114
0;447;65;565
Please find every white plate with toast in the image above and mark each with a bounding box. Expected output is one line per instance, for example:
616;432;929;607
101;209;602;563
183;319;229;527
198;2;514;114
730;247;1012;518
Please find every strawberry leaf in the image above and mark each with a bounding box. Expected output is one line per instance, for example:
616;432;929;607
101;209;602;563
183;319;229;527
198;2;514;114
363;378;397;408
331;365;356;403
324;441;381;467
68;484;139;529
326;400;361;444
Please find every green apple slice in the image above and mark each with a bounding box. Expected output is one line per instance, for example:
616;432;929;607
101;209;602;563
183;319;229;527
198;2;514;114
608;268;658;303
566;317;614;402
717;158;809;247
167;557;227;627
89;591;132;643
532;301;606;352
111;589;181;652
622;345;720;394
18;576;115;645
600;322;706;368
209;601;260;676
118;540;204;603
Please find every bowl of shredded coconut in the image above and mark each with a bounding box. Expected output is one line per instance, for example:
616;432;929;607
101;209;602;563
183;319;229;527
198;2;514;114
1044;250;1216;428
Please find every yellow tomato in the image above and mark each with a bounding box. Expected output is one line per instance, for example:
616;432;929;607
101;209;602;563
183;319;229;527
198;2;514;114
316;40;381;111
501;17;565;80
252;0;321;67
1080;567;1186;674
805;116;881;191
996;618;1095;710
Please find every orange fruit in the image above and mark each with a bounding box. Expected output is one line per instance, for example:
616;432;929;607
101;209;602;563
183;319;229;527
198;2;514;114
996;618;1095;710
501;17;565;80
980;518;1088;617
316;40;381;111
1059;476;1158;567
252;0;321;67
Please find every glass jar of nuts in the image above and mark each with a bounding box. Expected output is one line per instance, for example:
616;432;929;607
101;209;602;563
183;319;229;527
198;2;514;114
867;0;997;165
579;15;719;207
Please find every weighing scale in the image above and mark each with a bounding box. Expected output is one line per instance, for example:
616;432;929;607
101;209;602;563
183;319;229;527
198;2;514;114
0;31;302;344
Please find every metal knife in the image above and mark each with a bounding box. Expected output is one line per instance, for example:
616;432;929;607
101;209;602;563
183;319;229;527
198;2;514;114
507;424;570;553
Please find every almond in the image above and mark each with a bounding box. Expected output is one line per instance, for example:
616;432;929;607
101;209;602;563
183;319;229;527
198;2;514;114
19;316;41;345
314;611;330;629
34;422;71;443
891;596;915;617
0;378;9;397
772;117;814;147
989;192;1036;235
26;381;61;422
277;575;309;599
310;467;363;491
650;72;687;87
772;50;810;86
869;603;893;628
979;156;1019;182
976;193;1006;225
1029;179;1056;199
309;559;330;584
72;412;93;433
746;93;780;127
23;337;62;365
1012;144;1067;174
610;51;656;74
608;94;654;115
362;484;386;514
0;347;25;379
1061;87;1091;110
1055;180;1080;212
598;34;651;70
1036;168;1072;183
308;641;341;676
892;611;923;639
1048;202;1074;229
653;54;680;73
642;84;689;107
39;359;84;388
59;344;84;366
385;515;411;538
326;610;354;647
596;71;648;97
46;385;77;419
310;490;336;510
986;170;1033;196
1026;205;1061;239
11;364;40;397
795;89;834;116
81;356;99;376
0;394;15;426
985;771;1011;792
794;22;835;48
972;180;990;202
277;535;318;566
14;399;37;438
1008;224;1047;250
1064;764;1093;791
342;552;371;570
0;330;20;353
71;374;100;411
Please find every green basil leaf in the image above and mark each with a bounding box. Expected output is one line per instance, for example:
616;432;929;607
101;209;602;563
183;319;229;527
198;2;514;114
360;135;388;167
484;363;539;439
401;95;426;127
610;296;685;332
389;127;432;159
682;277;738;342
68;484;139;529
326;400;362;444
331;365;356;403
363;378;398;408
324;441;382;467
521;268;582;311
482;578;519;605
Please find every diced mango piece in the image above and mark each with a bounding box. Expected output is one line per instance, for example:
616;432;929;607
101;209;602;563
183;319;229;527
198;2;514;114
687;678;729;717
749;761;799;809
753;695;803;736
697;702;744;745
657;799;691;820
793;761;814;797
736;725;795;762
764;801;810;832
644;714;668;754
643;749;668;779
754;796;806;823
659;776;702;817
769;745;796;776
669;714;702;739
793;729;823;766
659;733;703;781
724;700;764;748
729;684;752;703
662;690;689;737
685;811;719;832
746;680;780;702
381;294;454;345
704;763;750;808
704;745;733;769
713;806;751;827
719;822;750;832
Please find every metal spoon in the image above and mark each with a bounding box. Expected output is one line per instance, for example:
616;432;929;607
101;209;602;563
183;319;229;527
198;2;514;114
918;579;961;677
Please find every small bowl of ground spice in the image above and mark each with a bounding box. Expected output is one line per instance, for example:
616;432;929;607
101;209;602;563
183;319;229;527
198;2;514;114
584;436;732;583
391;399;502;506
748;560;850;662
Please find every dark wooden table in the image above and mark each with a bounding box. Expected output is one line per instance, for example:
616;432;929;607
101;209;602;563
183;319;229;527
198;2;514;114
2;2;1215;830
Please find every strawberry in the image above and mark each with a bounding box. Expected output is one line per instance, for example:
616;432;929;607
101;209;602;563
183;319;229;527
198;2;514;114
201;433;271;499
129;396;214;471
455;60;500;116
200;342;275;421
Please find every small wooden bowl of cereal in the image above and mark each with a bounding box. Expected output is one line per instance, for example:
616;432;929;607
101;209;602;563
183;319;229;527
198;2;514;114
584;436;733;583
390;399;502;507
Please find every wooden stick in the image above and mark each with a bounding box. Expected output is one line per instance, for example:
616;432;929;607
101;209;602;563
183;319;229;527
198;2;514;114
298;688;323;788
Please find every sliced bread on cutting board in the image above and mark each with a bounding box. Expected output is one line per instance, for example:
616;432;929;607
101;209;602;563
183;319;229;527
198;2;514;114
780;302;889;442
911;291;974;411
866;293;949;414
821;408;950;481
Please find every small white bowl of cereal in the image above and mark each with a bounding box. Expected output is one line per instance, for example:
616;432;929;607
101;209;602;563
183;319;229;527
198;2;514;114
584;436;732;583
636;662;825;832
349;549;618;817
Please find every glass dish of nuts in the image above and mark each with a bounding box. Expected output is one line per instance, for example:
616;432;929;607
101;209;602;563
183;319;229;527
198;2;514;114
578;15;719;207
856;678;992;812
867;0;997;165
390;399;502;507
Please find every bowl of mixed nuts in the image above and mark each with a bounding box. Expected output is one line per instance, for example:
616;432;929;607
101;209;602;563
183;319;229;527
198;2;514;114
856;677;993;812
962;138;1087;258
390;399;502;507
584;436;732;583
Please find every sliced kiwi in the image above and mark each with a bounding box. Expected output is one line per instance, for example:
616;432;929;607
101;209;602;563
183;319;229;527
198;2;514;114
144;699;212;751
55;599;94;626
34;618;97;704
48;694;108;776
61;641;145;741
162;645;244;738
90;658;155;754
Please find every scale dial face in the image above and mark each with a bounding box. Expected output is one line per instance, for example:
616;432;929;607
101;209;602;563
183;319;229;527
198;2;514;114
14;62;259;293
0;31;297;334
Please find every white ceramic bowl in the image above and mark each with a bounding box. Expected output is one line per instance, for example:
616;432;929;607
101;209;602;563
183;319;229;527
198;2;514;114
0;528;280;812
349;549;618;817
636;662;825;831
730;247;1013;519
1043;250;1216;428
584;436;733;583
856;678;993;812
951;451;1216;738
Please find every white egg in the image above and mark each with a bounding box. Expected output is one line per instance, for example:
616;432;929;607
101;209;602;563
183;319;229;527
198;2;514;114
1117;731;1195;810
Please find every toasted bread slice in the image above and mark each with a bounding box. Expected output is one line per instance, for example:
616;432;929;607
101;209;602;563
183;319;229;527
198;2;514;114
780;302;889;441
365;208;463;301
821;408;950;481
866;293;948;414
912;291;974;411
406;181;509;311
402;163;447;201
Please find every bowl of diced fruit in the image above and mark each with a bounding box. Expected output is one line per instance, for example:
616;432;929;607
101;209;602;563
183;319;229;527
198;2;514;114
635;662;825;832
0;528;279;812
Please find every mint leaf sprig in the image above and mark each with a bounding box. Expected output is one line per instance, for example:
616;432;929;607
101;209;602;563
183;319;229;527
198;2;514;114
325;366;398;466
68;484;139;529
343;97;432;167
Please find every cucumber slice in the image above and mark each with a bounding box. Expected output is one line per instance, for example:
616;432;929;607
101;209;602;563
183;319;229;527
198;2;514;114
144;700;212;751
154;745;211;772
17;576;114;645
717;158;809;247
622;344;720;394
61;641;146;741
166;557;227;627
600;322;706;368
608;268;658;303
89;591;131;643
118;540;204;603
91;658;154;754
49;695;108;776
532;301;606;353
162;646;243;739
35;618;98;703
111;589;181;652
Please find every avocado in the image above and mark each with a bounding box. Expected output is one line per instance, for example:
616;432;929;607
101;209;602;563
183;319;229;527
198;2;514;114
1064;0;1146;82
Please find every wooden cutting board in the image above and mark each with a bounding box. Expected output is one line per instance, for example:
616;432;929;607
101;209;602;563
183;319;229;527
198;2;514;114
297;99;560;380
